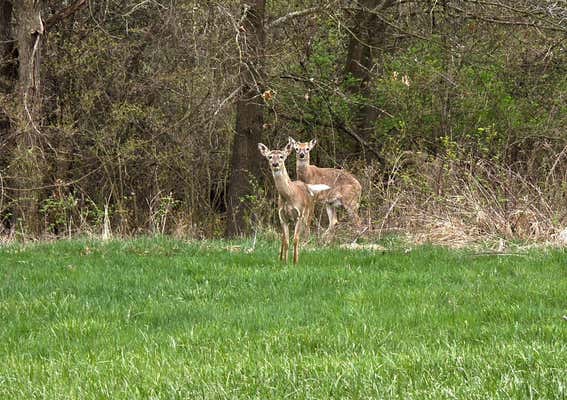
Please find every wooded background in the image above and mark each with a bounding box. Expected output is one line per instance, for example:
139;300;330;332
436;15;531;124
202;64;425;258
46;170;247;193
0;0;565;242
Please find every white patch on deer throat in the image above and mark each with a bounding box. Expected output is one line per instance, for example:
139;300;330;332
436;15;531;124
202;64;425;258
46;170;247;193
273;170;283;177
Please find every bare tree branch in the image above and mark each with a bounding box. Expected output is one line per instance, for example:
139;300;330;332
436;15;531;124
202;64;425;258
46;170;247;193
279;112;386;165
213;85;242;117
449;1;567;33
267;6;319;30
44;0;88;31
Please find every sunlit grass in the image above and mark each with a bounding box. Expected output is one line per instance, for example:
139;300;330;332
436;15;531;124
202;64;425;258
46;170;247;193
0;237;565;399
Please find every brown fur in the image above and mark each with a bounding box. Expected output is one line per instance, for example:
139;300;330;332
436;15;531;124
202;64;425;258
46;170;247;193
258;142;329;263
289;137;362;234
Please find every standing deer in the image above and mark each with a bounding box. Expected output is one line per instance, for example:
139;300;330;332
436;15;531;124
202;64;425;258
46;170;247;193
258;142;330;264
288;137;362;235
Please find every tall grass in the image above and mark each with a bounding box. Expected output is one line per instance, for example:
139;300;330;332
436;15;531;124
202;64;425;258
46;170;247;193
0;237;565;399
362;154;567;246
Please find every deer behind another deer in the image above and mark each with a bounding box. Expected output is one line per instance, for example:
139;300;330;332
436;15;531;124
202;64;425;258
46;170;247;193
288;137;362;235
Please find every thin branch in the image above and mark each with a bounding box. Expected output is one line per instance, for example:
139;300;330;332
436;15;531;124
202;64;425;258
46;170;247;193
213;85;242;117
332;118;386;165
546;143;567;186
267;6;319;30
462;0;567;31
1;166;103;191
339;5;430;43
446;2;567;33
44;0;88;31
280;74;394;118
121;0;167;18
280;112;386;165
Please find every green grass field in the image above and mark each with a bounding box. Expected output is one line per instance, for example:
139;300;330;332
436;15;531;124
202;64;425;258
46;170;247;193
0;237;565;399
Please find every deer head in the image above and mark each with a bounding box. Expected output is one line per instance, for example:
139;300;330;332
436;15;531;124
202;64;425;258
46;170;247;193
288;137;317;162
258;142;293;174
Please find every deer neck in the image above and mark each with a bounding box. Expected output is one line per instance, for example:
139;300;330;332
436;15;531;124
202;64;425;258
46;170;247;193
272;166;294;200
296;157;311;180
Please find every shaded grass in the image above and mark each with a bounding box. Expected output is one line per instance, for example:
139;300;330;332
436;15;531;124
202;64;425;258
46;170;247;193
0;237;566;399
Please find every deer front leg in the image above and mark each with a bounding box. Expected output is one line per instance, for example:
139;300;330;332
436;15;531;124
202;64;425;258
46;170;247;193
293;219;302;264
301;202;312;240
280;222;289;262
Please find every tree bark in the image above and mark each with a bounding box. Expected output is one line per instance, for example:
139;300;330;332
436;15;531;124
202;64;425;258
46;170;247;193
9;0;45;235
0;0;14;231
0;0;16;125
225;0;266;237
0;0;15;82
344;0;393;157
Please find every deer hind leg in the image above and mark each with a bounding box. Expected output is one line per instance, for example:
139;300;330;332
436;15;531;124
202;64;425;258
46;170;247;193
293;220;301;264
280;222;289;262
341;187;362;228
346;201;361;228
324;205;338;236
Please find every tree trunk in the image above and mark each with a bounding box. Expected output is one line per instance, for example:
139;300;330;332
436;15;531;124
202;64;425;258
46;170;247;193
0;0;16;130
225;0;265;237
344;0;393;156
9;0;45;235
0;0;16;232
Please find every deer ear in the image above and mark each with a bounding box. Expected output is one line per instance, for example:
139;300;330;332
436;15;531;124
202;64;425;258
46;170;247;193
284;142;293;156
258;143;269;156
309;138;318;149
288;136;296;146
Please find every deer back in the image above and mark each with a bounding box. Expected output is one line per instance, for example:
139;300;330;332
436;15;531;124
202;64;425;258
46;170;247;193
299;165;359;189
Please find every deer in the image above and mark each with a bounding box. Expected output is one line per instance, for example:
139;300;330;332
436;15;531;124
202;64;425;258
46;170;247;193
258;142;330;264
288;137;362;235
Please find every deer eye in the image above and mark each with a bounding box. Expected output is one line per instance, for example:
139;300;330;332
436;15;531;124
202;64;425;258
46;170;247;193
279;155;284;159
268;155;272;159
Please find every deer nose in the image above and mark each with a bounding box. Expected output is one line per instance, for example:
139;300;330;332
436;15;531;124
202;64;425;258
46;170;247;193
299;152;305;158
271;162;279;168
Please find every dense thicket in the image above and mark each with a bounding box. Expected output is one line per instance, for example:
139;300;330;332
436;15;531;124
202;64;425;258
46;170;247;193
0;0;565;242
